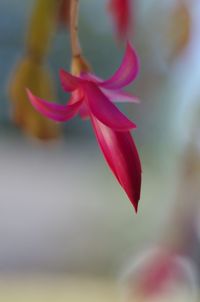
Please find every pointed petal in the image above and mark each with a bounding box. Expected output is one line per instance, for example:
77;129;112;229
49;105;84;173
99;42;139;89
26;89;82;122
80;73;139;103
84;82;136;131
91;115;142;211
59;69;80;92
102;89;140;103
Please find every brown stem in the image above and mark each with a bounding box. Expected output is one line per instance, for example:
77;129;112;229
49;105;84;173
70;0;82;57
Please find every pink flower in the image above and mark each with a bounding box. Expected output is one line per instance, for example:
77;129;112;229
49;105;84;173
27;43;142;211
131;249;197;298
109;0;133;39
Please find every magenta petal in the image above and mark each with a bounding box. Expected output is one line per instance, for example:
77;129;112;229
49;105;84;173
84;82;136;131
99;42;139;89
102;89;140;103
80;73;139;103
26;89;82;122
59;69;81;92
79;103;90;120
80;72;102;83
91;115;142;211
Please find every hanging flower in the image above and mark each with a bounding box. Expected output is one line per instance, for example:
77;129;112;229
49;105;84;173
27;43;142;211
109;0;133;39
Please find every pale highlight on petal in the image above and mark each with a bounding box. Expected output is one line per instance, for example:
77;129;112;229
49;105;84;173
26;89;82;122
81;72;140;103
102;89;140;103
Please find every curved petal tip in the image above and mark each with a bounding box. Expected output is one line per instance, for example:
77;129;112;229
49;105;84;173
26;89;82;122
100;42;140;90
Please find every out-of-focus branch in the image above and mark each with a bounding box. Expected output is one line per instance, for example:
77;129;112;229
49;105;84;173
26;0;62;61
8;0;62;140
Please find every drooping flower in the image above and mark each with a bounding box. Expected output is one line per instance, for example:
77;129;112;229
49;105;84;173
27;43;142;211
109;0;133;39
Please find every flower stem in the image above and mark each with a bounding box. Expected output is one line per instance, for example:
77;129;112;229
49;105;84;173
70;0;82;57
